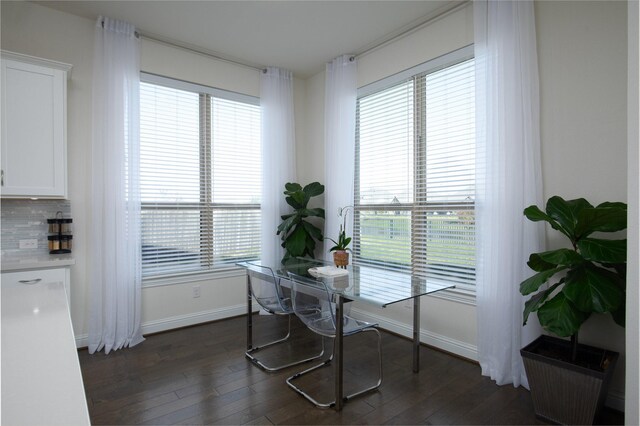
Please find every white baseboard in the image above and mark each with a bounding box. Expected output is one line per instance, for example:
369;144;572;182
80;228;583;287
75;304;255;348
350;307;478;361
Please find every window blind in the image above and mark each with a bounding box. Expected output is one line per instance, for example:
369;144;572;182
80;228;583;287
140;79;261;278
355;53;476;290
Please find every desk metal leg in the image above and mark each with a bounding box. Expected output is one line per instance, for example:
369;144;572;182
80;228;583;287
413;296;420;373
335;294;344;411
247;274;253;351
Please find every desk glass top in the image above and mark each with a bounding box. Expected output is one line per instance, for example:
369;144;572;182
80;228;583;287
237;258;455;308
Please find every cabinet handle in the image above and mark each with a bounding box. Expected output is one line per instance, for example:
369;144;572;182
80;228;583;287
1;169;3;186
18;278;42;284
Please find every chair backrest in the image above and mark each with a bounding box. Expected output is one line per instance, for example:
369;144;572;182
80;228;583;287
248;264;289;314
287;272;336;335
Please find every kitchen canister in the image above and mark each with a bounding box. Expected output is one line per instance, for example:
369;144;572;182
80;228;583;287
47;211;73;254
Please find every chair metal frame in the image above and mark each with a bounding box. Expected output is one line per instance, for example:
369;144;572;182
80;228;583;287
285;272;383;408
245;264;325;372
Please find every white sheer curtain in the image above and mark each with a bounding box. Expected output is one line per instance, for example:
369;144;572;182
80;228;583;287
324;55;357;259
260;67;297;266
474;0;545;387
89;16;144;354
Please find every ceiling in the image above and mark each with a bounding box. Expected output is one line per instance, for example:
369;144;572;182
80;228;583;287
35;0;464;77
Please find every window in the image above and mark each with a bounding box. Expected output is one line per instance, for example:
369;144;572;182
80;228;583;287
140;74;261;278
354;47;476;291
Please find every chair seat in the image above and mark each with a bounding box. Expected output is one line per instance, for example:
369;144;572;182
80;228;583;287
303;308;377;337
260;296;292;314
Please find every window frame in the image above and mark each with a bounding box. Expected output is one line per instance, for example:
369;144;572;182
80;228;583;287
354;45;477;300
140;72;261;284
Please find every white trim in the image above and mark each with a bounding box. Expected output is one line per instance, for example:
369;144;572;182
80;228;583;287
141;72;259;106
1;50;72;77
75;303;257;348
357;44;474;98
142;267;246;288
350;306;478;361
428;288;476;306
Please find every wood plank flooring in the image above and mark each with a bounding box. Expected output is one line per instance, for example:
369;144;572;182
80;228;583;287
78;314;624;425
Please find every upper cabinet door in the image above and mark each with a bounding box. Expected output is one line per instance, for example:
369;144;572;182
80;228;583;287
1;52;71;198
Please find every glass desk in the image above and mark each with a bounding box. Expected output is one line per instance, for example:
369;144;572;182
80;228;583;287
237;258;455;410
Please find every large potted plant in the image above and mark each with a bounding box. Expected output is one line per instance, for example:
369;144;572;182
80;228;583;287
520;196;626;424
277;182;325;264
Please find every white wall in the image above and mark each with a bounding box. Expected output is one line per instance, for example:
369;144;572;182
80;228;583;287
299;0;629;409
0;1;308;342
536;0;628;408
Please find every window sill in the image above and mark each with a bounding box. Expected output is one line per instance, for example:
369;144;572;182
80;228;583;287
142;267;246;288
427;287;476;306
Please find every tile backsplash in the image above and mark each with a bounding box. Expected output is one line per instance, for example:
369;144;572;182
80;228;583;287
1;199;71;256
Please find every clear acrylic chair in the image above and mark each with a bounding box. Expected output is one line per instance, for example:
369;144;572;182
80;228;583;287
245;264;324;372
286;272;383;408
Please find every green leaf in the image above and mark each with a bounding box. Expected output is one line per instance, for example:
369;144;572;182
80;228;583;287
527;253;557;272
300;208;325;219
290;191;308;207
303;182;325;197
304;233;316;255
284;182;302;193
546;196;593;239
277;214;298;237
284;225;308;257
523;205;569;237
575;207;627;238
611;304;625;328
523;282;562;325
302;221;323;241
535;248;584;266
597;201;627;210
537;292;590;337
520;266;567;296
563;264;623;313
285;195;304;210
577;238;627;264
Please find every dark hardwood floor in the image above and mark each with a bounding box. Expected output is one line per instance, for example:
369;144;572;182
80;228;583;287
78;314;624;425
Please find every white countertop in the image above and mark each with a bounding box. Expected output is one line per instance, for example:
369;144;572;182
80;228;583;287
1;253;75;272
1;279;90;425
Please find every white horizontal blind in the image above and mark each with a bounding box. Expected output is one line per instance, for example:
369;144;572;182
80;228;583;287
414;59;475;286
355;55;476;289
140;80;260;278
210;97;261;266
355;80;414;271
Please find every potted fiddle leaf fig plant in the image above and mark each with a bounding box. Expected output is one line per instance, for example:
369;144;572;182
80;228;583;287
277;182;325;264
520;196;626;425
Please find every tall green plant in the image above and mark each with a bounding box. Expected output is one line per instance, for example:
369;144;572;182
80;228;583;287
521;196;627;360
277;182;325;264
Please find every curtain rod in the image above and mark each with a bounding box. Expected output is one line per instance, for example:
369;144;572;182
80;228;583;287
130;0;470;75
138;32;265;72
354;1;471;60
99;19;140;39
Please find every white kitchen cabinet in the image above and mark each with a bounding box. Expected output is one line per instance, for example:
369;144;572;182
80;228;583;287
1;51;71;198
1;266;71;305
